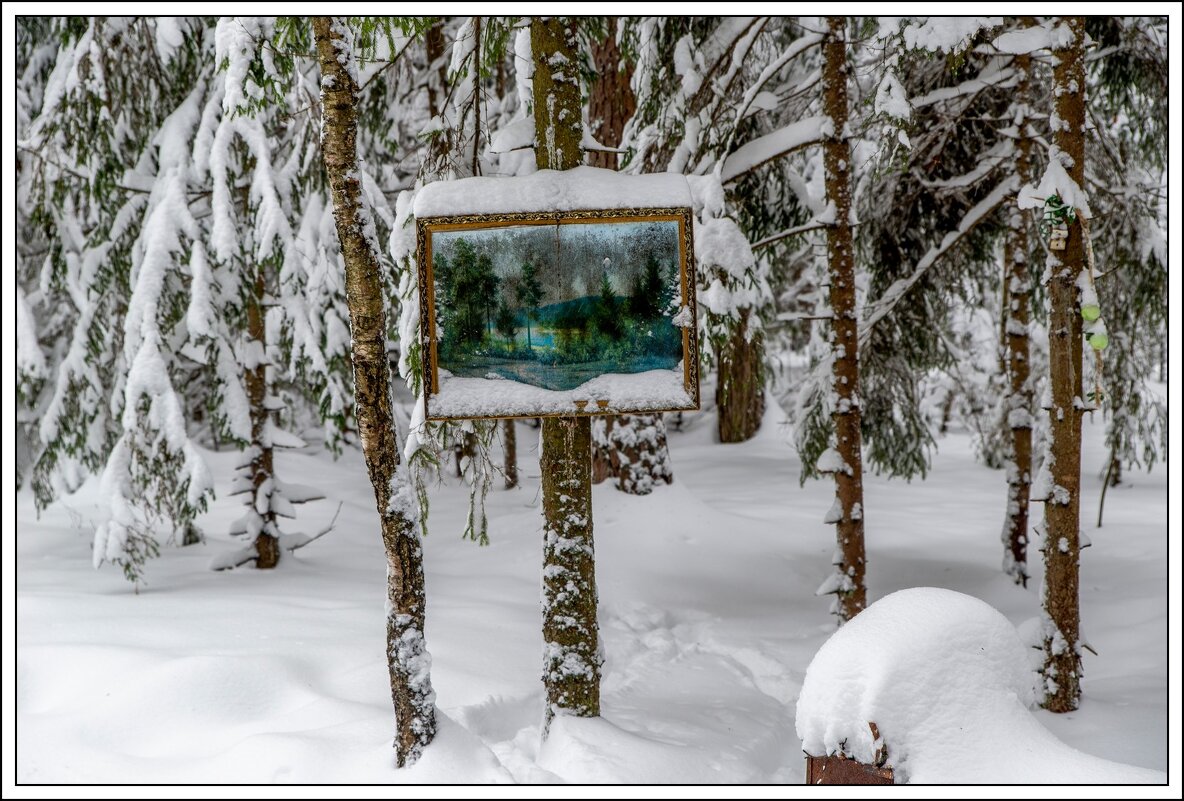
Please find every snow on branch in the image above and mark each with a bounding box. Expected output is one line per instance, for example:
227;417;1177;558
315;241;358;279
860;176;1017;342
911;66;1016;110
681;17;767;111
721;115;832;184
1017;147;1092;218
752;219;833;251
921;140;1012;190
901;17;1002;55
210;503;342;571
730;32;823;128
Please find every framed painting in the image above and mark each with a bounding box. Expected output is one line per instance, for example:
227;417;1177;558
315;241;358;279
415;208;700;420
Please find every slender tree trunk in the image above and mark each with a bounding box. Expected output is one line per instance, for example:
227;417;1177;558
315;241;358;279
502;417;518;489
532;17;600;727
716;308;766;443
246;253;280;569
469;17;479;170
1097;446;1117;528
1002;50;1034;588
822;17;867;622
424;20;451;176
1041;16;1086;714
313;16;436;766
938;388;955;435
587;19;675;490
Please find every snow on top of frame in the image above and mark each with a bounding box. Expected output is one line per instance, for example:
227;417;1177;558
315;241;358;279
414;166;693;218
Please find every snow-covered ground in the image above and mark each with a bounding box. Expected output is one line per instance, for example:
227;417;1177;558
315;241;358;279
14;401;1167;784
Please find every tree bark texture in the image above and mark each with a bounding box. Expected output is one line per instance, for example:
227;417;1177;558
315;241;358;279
313;16;437;766
587;19;634;171
1041;16;1086;714
1002;50;1033;588
822;17;867;623
540;414;600;722
532;17;601;726
716;308;766;443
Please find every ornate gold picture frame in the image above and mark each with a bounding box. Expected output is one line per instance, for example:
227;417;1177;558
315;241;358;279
416;208;700;420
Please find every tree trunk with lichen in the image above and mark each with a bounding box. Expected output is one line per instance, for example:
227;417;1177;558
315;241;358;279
716;308;765;443
1002;49;1034;588
313;16;436;766
821;17;867;623
1041;16;1086;714
532;17;601;727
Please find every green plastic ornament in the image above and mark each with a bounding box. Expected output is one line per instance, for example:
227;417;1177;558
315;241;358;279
1081;304;1101;322
1088;332;1109;351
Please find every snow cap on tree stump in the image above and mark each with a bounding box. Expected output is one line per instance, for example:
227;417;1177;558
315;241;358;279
796;588;1034;782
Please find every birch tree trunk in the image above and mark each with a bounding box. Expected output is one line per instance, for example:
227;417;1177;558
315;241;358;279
1041;16;1087;714
532;16;601;726
822;17;867;622
313;16;437;766
1002;49;1034;587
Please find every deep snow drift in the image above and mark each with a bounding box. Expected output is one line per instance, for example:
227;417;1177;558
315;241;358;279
14;401;1167;784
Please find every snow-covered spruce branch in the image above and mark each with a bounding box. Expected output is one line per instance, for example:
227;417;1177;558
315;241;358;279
753;218;848;251
910;64;1016;110
859;176;1017;343
211;502;342;571
721;116;833;185
684;17;769;119
726;31;823;140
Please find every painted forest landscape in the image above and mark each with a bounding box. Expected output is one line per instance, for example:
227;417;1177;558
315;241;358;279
429;218;685;393
8;12;1178;794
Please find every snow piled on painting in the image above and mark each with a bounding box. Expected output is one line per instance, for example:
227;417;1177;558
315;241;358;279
414;166;693;218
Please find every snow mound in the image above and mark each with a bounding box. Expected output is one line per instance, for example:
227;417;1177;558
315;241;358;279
540;714;750;784
795;588;1165;784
